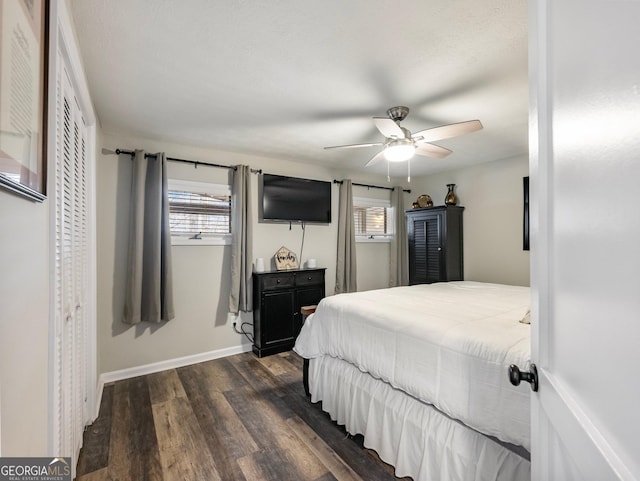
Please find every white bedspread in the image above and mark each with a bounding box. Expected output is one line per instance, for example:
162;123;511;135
294;281;532;449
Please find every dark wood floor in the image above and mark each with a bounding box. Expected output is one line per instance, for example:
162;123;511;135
76;351;410;481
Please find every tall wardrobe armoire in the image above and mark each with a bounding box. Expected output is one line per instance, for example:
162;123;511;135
406;205;464;285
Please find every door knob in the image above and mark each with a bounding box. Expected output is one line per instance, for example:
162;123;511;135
508;363;539;392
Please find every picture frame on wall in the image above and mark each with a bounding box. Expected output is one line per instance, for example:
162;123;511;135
0;0;50;202
523;176;530;251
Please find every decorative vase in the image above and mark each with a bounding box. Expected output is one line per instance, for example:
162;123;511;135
444;184;458;206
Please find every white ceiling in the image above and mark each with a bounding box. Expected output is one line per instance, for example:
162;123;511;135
70;0;528;177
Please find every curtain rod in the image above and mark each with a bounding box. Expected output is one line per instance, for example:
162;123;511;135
110;148;263;174
333;179;411;194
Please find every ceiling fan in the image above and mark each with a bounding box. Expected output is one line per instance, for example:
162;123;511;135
324;106;483;168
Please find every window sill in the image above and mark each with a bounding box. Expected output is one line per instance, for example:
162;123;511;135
355;237;392;244
171;236;231;246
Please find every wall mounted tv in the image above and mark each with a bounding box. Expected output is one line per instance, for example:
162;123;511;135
260;174;331;224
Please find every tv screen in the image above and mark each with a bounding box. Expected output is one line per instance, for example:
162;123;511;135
261;174;331;224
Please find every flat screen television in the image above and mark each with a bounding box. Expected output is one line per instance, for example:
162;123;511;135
260;174;331;224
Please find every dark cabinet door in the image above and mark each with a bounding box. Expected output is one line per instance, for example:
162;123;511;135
409;211;444;284
261;290;296;346
406;206;463;285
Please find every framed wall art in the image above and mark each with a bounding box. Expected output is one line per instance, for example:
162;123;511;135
0;0;49;202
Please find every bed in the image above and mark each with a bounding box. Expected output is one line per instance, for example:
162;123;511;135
294;281;532;481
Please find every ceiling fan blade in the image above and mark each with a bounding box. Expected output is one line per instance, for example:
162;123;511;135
365;150;386;167
373;117;405;138
324;142;384;150
413;120;483;143
415;143;453;159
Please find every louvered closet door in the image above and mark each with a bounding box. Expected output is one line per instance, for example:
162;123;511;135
411;215;443;284
407;206;464;285
53;51;89;468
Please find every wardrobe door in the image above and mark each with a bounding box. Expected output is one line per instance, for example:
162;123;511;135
52;54;90;465
407;206;463;285
408;211;444;284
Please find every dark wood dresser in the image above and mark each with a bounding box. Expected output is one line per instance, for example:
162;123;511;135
252;268;326;357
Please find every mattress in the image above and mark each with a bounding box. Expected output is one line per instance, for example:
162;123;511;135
308;355;530;481
294;281;531;449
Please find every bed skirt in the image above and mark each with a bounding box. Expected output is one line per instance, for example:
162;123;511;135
308;356;531;481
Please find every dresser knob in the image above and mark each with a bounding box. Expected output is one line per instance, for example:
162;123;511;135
308;276;312;280
276;279;281;283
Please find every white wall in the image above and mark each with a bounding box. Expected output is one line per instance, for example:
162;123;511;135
410;155;530;286
97;132;392;374
0;193;50;455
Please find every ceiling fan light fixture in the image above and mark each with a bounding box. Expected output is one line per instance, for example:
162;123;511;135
324;105;481;166
384;140;415;162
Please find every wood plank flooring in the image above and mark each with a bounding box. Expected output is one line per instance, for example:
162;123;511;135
76;351;410;481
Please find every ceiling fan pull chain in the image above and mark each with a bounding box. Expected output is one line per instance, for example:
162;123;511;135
407;157;411;183
387;158;390;183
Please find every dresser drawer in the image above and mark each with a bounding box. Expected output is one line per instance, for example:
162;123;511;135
296;271;324;286
261;274;295;290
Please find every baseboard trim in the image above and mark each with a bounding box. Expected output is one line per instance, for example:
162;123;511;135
94;343;253;418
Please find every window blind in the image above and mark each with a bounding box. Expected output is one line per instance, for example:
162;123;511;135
353;205;389;237
168;190;231;235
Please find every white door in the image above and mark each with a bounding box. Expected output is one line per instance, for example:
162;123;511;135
51;43;91;472
529;1;640;479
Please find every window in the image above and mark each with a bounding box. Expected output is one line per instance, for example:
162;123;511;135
168;179;232;245
353;196;394;242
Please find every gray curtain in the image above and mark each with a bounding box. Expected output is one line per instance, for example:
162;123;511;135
230;165;253;313
124;150;174;324
335;179;357;293
389;186;409;287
